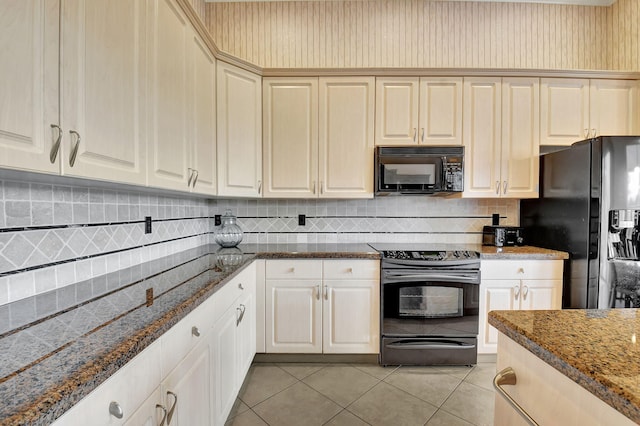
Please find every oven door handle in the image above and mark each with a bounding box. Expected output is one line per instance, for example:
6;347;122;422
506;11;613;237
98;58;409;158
385;340;476;350
383;272;479;283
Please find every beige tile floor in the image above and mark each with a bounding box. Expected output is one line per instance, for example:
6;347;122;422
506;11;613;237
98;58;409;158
225;362;496;426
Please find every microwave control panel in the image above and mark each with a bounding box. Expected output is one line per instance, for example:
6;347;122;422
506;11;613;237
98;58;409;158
443;157;464;191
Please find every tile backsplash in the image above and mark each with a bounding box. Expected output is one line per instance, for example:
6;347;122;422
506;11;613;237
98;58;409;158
0;177;518;306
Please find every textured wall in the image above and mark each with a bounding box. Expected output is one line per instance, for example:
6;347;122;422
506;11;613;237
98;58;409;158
206;0;639;71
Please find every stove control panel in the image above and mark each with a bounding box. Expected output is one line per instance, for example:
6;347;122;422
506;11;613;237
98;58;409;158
381;250;479;261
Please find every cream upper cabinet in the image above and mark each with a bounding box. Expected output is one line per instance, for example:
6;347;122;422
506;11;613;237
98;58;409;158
375;77;462;146
263;77;374;198
589;79;640;137
0;0;59;174
0;0;147;185
463;77;539;198
478;259;563;354
147;0;191;192
188;30;216;195
61;0;147;185
541;78;639;146
319;77;375;198
463;77;502;197
217;61;263;197
262;78;318;198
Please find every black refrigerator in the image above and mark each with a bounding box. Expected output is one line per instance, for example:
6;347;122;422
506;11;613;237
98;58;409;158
521;136;640;309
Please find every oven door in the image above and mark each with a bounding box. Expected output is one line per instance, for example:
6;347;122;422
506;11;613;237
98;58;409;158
381;269;480;337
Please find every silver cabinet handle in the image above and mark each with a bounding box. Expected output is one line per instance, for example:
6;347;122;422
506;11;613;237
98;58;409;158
320;181;324;195
315;285;320;300
166;391;177;425
238;282;244;290
514;285;520;300
493;367;539;426
323;285;328;300
187;168;194;187
192;169;198;187
156;404;168;426
50;124;62;163
584;128;589;138
522;285;529;300
412;127;417;142
420;127;425;143
258;180;262;194
236;304;246;325
191;326;200;337
591;128;596;138
313;181;316;194
69;130;81;167
109;401;124;419
503;180;507;195
496;181;501;195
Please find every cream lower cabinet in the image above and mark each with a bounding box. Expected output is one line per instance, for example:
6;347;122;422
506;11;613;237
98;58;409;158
495;333;634;426
0;0;147;185
375;77;463;146
262;77;375;198
478;259;563;354
463;77;539;198
52;262;257;426
265;259;379;354
541;78;639;146
217;61;263;197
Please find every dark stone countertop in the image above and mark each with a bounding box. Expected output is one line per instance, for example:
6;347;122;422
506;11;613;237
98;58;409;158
0;243;379;426
479;245;569;260
489;309;640;424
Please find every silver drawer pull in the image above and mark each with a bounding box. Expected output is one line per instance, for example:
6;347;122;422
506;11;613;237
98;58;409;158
166;391;177;425
238;282;244;290
191;326;201;337
109;401;123;419
493;367;539;426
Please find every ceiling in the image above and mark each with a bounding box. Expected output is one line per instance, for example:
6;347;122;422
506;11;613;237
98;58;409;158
205;0;617;5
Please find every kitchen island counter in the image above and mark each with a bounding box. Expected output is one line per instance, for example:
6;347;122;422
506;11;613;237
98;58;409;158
489;308;640;424
0;243;379;425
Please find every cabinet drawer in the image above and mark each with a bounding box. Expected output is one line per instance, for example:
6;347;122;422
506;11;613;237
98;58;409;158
265;259;322;279
211;262;257;323
482;260;563;280
322;259;380;280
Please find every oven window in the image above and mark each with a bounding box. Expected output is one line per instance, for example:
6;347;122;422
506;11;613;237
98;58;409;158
399;286;463;318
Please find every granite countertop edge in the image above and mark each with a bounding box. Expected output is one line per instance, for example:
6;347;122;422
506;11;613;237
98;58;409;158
488;312;640;423
479;245;569;260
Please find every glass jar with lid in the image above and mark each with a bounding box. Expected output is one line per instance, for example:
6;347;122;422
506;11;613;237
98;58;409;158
214;209;243;248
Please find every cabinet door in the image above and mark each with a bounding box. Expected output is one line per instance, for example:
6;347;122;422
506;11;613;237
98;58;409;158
61;0;146;185
212;305;239;425
162;340;212;426
319;77;375;198
478;279;518;354
589;79;640;137
462;77;502;197
0;0;59;174
124;388;163;426
265;280;322;353
419;78;463;146
262;78;318;198
188;30;216;195
323;280;379;354
520;279;562;311
217;61;262;197
375;78;419;145
236;280;256;381
540;78;589;146
501;78;539;199
147;0;191;191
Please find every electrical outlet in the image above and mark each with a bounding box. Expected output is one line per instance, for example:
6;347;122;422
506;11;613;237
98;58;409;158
298;214;306;226
215;215;221;226
492;213;500;226
145;216;152;234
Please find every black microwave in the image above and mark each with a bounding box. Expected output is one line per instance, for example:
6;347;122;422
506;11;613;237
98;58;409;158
375;146;464;195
